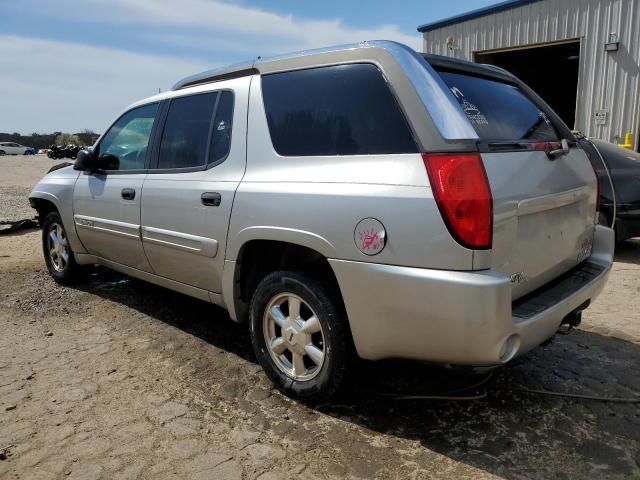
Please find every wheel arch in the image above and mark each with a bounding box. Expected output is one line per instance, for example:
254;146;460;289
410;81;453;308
29;193;60;228
29;190;87;254
225;237;345;325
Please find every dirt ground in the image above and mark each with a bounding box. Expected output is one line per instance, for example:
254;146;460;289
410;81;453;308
1;155;639;479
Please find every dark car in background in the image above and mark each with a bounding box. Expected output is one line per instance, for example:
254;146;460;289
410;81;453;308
580;138;640;242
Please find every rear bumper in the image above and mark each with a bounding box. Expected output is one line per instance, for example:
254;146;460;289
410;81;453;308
329;225;615;365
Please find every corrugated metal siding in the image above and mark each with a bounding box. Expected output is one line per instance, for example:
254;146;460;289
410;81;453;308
422;0;640;150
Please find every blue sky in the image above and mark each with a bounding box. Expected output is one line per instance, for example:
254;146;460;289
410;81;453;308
0;0;497;134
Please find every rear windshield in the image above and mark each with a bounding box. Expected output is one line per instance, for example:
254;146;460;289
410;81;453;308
436;70;559;142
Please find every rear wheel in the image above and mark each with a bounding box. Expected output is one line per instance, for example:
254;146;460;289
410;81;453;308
0;150;5;156
42;211;86;284
249;271;352;402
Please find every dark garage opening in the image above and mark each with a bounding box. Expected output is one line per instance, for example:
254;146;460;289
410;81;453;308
475;41;580;129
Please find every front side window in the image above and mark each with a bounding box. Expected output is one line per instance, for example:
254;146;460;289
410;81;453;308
261;64;417;156
98;103;158;170
158;92;218;169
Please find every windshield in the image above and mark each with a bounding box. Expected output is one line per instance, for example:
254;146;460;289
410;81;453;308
436;69;559;142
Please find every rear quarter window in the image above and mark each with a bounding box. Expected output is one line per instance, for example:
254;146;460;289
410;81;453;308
261;63;417;156
436;70;559;142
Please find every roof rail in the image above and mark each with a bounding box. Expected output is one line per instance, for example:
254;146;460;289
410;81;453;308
171;41;371;90
172;63;258;90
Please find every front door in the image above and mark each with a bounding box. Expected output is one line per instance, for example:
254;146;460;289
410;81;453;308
73;103;159;271
141;84;246;292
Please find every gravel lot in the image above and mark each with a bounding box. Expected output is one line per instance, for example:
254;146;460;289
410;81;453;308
1;155;639;479
0;155;71;222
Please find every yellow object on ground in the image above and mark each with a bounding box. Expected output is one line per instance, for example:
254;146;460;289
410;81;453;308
619;132;634;149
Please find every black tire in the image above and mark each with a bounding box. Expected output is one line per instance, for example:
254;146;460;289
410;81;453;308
249;270;352;403
0;150;5;156
41;211;86;285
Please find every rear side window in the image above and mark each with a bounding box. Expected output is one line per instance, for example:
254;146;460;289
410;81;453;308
262;64;417;156
158;92;217;169
208;91;234;165
436;70;559;142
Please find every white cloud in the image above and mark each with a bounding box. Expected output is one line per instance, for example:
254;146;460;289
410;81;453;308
0;36;208;134
2;1;422;133
31;0;422;53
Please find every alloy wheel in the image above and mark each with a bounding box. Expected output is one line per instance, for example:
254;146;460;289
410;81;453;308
263;292;325;381
48;223;69;272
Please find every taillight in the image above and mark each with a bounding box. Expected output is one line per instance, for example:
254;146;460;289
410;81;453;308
422;152;493;250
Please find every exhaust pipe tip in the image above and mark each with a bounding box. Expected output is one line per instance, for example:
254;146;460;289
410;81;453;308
561;310;582;328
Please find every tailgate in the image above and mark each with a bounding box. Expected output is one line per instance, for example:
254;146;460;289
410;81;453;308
483;148;597;299
435;68;598;299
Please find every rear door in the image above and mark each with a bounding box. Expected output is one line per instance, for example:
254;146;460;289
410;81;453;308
141;80;247;293
435;69;598;299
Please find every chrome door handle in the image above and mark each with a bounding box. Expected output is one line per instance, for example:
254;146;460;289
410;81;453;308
121;188;136;200
201;192;221;207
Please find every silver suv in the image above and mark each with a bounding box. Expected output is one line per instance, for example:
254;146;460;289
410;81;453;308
30;41;614;401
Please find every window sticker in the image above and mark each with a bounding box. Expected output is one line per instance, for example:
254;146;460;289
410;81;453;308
450;86;489;126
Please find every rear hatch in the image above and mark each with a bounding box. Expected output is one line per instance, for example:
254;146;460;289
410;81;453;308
434;67;598;300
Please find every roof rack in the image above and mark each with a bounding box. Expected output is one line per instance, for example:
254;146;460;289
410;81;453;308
172;63;258;91
171;42;372;91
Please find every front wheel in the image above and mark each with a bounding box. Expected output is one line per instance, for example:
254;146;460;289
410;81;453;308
42;211;86;284
249;271;352;403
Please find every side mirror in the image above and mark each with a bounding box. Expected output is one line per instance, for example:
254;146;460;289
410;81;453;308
74;148;97;171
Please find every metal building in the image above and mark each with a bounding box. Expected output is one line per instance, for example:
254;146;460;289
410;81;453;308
419;0;640;151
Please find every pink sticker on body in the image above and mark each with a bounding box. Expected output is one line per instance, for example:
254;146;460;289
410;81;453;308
354;218;386;255
360;229;384;251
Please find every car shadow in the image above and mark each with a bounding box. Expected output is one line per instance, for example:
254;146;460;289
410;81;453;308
327;331;640;478
72;267;640;479
75;266;256;363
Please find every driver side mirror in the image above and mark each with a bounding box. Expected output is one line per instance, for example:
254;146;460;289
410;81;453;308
74;149;119;172
74;148;98;172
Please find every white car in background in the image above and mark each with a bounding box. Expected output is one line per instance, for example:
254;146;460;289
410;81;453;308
0;142;31;155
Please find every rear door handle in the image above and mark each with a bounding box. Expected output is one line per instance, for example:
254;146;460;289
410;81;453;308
121;188;136;200
201;192;221;207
